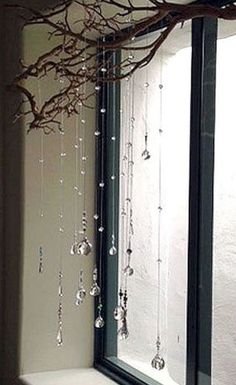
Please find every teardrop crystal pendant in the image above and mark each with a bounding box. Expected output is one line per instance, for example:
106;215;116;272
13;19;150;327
141;148;151;160
151;337;165;370
117;317;129;340
124;265;134;276
151;354;165;370
95;315;105;328
142;134;151;160
109;245;117;256
109;234;117;256
70;231;79;255
90;267;101;296
57;326;63;347
70;242;78;255
113;306;126;321
90;282;100;296
123;248;134;276
78;237;92;256
75;270;86;306
95;304;105;329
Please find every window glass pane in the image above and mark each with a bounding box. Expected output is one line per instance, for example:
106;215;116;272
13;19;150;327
212;19;236;385
105;22;191;385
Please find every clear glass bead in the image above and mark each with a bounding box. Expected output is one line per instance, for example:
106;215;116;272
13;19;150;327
95;85;101;91
100;108;106;113
111;136;116;141
98;226;104;232
94;214;99;220
99;182;105;188
94;130;101;136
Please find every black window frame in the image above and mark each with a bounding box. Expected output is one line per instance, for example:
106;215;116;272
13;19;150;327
94;1;235;385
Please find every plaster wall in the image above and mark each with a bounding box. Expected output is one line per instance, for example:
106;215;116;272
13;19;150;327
20;25;96;374
0;1;96;382
118;24;191;385
118;18;236;385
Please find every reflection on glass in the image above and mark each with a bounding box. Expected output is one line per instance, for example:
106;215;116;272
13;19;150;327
117;23;191;385
213;20;236;385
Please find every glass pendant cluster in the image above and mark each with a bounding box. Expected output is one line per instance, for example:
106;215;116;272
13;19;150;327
35;29;166;371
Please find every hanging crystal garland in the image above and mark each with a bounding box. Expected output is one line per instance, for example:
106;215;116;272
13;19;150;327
93;36;107;329
123;72;135;279
109;68;117;257
57;110;66;347
114;46;136;338
70;111;80;256
77;36;93;257
142;17;151;161
37;79;45;274
113;96;126;323
151;53;165;370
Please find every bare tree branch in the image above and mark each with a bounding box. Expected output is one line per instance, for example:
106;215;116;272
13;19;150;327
5;0;236;131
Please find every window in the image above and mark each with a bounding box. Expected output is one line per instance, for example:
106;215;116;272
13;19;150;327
94;3;236;385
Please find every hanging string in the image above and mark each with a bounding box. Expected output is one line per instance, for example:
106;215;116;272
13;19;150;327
94;35;106;329
120;90;127;291
57;111;66;347
70;105;80;256
142;6;151;161
37;79;45;274
151;52;165;370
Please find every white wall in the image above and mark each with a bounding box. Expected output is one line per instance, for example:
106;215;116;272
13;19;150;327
20;26;95;374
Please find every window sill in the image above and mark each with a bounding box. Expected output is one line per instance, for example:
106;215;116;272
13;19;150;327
19;368;117;385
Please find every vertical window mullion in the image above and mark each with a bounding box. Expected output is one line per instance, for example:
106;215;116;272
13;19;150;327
197;17;217;385
187;16;217;385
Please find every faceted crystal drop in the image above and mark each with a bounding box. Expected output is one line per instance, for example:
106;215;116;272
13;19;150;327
57;328;63;347
113;306;125;321
151;354;165;370
76;288;86;301
70;243;78;255
109;245;117;256
78;237;92;256
95;315;105;328
124;265;134;276
90;283;101;297
141;149;151;160
117;318;129;340
75;298;83;306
